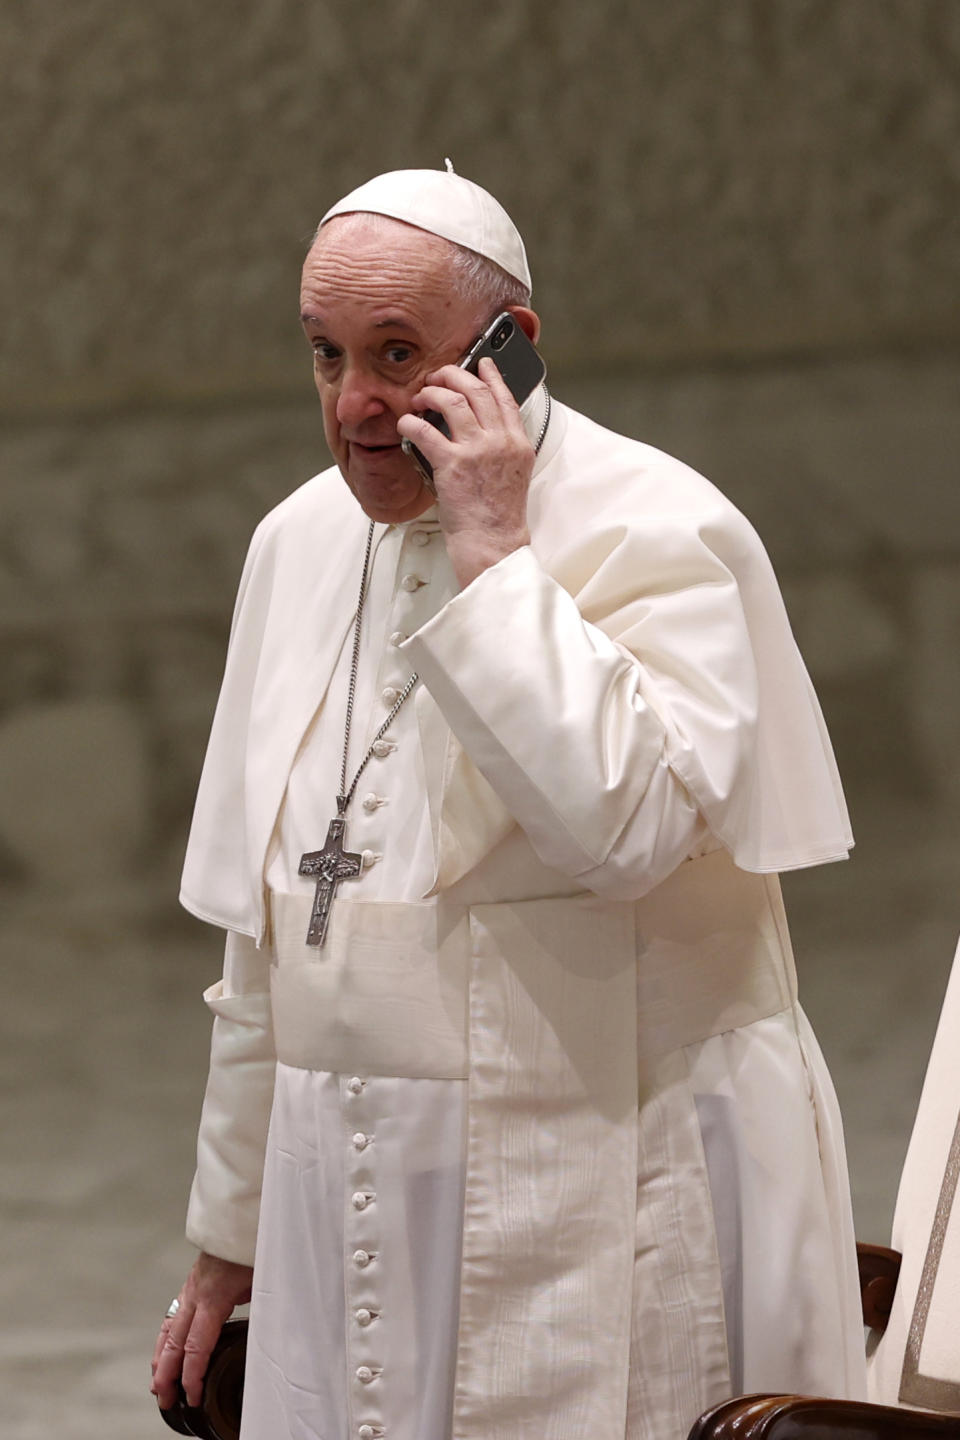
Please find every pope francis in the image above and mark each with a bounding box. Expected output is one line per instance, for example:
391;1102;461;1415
152;167;868;1440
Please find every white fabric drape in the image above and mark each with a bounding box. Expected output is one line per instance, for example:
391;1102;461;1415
180;402;851;944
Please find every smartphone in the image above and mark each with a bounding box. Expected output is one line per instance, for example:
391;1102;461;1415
401;311;547;490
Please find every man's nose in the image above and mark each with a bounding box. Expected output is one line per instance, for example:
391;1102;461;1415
335;368;386;428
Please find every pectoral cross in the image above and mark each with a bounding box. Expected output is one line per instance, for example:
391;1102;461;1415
299;810;363;947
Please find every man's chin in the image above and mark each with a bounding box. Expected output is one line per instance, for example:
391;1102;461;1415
340;448;432;522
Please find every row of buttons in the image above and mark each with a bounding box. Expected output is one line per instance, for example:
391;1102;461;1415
356;727;388;882
381;572;423;707
350;530;437;1440
346;1076;383;1439
356;553;428;889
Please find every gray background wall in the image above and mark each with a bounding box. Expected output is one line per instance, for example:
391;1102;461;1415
2;4;959;1436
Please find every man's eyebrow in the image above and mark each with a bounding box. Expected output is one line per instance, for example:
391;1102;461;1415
298;313;418;333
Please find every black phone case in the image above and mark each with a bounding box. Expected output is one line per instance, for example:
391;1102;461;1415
405;313;546;486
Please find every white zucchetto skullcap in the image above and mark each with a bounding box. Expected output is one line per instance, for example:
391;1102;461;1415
319;163;532;292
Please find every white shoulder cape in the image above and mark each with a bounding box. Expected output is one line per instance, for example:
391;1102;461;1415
180;402;851;942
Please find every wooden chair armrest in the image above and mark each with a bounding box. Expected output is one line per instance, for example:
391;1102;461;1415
688;1393;960;1439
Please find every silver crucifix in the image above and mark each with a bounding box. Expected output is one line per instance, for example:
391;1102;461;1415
299;814;363;946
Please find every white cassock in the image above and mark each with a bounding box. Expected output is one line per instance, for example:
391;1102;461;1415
180;389;867;1440
867;935;960;1413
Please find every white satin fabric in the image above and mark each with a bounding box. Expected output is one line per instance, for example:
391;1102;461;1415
190;871;865;1440
182;393;865;1439
241;1063;466;1440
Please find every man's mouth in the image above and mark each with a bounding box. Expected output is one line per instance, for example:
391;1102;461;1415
349;440;399;453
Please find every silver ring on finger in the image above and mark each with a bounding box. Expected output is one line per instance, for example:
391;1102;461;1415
165;1297;180;1319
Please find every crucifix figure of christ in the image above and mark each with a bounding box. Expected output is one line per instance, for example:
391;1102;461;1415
299;810;363;946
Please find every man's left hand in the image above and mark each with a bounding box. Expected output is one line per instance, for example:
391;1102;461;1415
396;356;535;588
151;1252;253;1411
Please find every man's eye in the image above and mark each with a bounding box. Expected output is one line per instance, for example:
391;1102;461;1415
312;342;340;363
384;346;414;365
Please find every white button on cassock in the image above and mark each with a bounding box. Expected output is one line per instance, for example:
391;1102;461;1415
381;686;399;706
401;573;423;592
361;850;379;869
389;630;406;647
347;1076;365;1095
361;793;380;813
352;1190;373;1210
412;530;431;547
356;1365;374;1383
358;1426;375;1439
372;740;392;758
352;1249;372;1268
352;1132;371;1150
356;1307;374;1326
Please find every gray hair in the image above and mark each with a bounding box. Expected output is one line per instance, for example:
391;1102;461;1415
313;212;531;316
445;241;531;314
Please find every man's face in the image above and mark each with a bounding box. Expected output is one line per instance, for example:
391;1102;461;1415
300;216;484;523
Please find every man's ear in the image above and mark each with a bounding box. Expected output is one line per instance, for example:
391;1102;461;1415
507;306;541;346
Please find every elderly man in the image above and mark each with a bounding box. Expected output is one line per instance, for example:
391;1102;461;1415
153;167;866;1440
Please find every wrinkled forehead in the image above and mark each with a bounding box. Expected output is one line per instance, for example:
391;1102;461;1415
302;213;469;311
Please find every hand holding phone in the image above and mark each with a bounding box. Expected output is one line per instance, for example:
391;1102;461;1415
401;311;546;490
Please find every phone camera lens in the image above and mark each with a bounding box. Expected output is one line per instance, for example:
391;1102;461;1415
491;319;513;351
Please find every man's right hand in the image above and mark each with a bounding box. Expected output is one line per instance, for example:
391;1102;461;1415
151;1251;253;1410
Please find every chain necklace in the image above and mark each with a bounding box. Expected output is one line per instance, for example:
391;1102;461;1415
298;521;417;946
298;385;552;946
532;385;551;457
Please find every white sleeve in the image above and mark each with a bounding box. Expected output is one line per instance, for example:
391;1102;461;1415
403;545;713;900
185;931;276;1265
